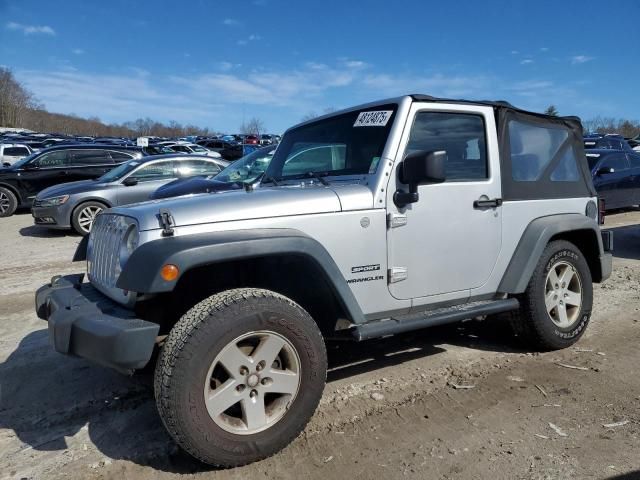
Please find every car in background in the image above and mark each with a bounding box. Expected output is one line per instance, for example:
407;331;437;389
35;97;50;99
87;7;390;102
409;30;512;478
0;143;34;166
150;145;276;200
584;134;636;152
197;139;244;160
32;154;229;234
244;134;259;145
0;145;144;217
162;142;222;158
587;148;640;210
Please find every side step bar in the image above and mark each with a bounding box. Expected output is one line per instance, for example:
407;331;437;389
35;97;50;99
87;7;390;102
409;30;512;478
352;298;519;341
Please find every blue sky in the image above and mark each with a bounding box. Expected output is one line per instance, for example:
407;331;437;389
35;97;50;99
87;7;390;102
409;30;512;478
1;0;639;133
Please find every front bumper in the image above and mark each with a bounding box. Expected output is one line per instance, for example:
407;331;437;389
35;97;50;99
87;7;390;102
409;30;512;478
31;204;72;229
35;274;160;373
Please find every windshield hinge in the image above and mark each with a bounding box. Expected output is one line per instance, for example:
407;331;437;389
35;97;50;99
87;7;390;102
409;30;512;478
159;209;175;237
387;213;407;229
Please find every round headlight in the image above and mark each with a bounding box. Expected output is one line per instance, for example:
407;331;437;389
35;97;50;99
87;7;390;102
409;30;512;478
119;224;139;268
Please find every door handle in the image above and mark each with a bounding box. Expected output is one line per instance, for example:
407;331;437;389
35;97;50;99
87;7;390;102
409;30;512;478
473;198;503;209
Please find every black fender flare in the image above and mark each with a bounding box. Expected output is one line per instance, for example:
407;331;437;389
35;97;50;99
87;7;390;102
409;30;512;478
498;214;605;294
116;228;365;323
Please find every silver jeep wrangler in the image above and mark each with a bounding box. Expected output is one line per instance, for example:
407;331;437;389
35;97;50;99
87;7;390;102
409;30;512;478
36;95;612;467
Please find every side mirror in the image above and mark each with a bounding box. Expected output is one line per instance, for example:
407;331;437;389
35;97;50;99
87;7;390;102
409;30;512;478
597;167;614;175
394;150;446;208
122;177;139;187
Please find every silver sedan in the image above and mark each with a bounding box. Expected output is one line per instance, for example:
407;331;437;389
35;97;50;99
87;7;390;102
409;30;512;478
31;154;229;235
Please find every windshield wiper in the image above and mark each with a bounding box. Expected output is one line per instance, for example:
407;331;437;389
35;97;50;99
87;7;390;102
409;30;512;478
305;171;329;186
260;174;280;186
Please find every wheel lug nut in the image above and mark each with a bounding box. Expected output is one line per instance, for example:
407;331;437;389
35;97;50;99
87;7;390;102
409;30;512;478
236;384;245;392
239;366;248;375
250;389;258;399
256;361;265;372
261;377;272;386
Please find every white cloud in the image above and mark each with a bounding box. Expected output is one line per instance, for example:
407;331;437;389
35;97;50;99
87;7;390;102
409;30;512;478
6;21;55;36
237;34;262;46
72;48;84;55
520;59;534;65
222;18;240;26
511;50;519;55
540;47;549;52
571;55;594;65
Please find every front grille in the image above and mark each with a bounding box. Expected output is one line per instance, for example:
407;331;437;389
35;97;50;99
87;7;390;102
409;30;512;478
87;213;129;290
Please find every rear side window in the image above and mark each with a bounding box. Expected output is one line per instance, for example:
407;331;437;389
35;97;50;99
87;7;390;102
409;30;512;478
509;121;569;181
69;150;113;166
34;150;69;167
3;147;29;156
405;112;488;181
110;151;135;160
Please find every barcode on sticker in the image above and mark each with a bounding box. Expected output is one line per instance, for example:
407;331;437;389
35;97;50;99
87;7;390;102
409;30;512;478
354;111;393;127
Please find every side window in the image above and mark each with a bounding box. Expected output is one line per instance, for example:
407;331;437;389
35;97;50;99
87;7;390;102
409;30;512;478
601;154;629;171
128;161;176;182
69;150;112;166
405;112;488;181
34;150;69;168
282;144;346;176
110;151;135;161
508;120;568;181
550;146;579;182
627;153;640;168
176;159;222;177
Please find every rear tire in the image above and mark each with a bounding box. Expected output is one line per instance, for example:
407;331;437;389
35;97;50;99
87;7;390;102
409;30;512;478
154;288;327;467
510;240;593;350
0;187;18;217
71;201;106;235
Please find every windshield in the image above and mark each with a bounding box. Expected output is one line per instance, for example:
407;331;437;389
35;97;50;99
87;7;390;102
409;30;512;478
98;159;143;182
190;145;208;153
214;146;276;183
266;104;396;181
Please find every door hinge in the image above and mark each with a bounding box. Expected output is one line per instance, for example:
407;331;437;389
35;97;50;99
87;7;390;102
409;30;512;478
388;267;408;283
387;213;407;229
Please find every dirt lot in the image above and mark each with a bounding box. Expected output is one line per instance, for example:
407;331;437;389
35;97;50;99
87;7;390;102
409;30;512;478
1;210;640;480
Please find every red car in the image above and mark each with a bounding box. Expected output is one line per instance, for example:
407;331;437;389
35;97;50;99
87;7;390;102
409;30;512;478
244;135;259;145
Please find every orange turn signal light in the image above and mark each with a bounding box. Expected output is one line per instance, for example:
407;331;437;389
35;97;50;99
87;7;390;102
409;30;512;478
160;264;179;282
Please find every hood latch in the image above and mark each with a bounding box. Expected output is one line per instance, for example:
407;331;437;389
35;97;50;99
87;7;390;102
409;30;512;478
159;209;175;237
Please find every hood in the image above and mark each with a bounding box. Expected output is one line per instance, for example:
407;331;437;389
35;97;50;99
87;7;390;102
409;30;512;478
37;180;112;199
151;177;239;200
112;184;373;231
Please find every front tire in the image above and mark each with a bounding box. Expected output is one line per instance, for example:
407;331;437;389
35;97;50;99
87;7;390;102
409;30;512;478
154;288;327;467
71;201;106;235
0;187;18;217
511;240;593;350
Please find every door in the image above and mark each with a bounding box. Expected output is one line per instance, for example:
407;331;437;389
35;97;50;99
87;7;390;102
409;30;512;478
116;160;177;205
594;153;629;209
66;149;115;182
626;152;640;206
387;105;502;301
17;150;71;200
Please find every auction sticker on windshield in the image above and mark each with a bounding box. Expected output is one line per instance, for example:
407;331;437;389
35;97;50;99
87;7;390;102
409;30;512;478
353;111;393;127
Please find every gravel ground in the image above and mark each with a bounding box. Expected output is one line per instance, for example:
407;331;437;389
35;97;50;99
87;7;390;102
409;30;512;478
1;210;640;480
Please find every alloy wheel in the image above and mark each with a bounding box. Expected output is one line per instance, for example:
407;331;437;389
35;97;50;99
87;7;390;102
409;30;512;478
544;261;583;328
203;330;301;435
77;205;103;233
0;192;9;214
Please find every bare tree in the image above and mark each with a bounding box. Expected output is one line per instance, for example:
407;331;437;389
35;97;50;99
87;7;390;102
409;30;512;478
241;117;265;135
544;105;559;116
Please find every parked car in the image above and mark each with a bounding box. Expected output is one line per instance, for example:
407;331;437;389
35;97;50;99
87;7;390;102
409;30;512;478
0;143;33;166
32;154;229;234
244;134;259;145
0;145;144;217
584;134;636;152
587;148;640;210
198;140;244;160
259;134;275;145
163;143;222;158
150;145;276;199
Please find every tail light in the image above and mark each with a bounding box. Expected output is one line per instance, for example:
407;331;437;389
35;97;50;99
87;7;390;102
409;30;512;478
598;198;606;225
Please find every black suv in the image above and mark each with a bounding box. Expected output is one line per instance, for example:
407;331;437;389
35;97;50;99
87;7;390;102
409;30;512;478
0;145;145;217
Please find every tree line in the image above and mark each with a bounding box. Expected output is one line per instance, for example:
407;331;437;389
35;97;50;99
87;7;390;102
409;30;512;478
2;67;638;139
0;67;267;138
